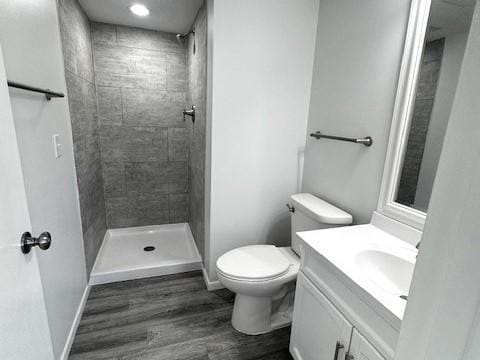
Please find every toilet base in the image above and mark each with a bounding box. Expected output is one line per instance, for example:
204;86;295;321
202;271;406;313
231;286;294;335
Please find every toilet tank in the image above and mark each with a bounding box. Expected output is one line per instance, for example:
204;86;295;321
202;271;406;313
289;193;352;256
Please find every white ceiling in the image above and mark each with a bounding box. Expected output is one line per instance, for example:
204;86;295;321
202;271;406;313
78;0;203;34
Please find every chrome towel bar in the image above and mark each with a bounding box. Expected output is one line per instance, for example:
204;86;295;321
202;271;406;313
7;80;65;100
310;131;372;147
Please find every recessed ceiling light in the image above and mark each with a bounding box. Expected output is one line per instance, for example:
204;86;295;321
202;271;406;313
129;4;150;17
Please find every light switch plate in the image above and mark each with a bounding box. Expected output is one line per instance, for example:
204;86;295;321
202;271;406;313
53;134;62;158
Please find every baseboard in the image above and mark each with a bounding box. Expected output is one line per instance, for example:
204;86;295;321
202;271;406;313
202;266;224;291
60;284;90;360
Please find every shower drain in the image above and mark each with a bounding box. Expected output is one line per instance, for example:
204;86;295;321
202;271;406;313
143;246;155;252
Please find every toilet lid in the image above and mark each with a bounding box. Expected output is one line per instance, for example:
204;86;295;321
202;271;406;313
217;245;291;281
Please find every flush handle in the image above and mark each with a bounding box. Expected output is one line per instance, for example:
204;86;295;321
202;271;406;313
20;231;52;254
286;203;295;213
333;342;344;360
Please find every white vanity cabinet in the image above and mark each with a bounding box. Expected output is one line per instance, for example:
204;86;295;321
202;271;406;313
290;272;386;360
290;221;412;360
290;272;353;360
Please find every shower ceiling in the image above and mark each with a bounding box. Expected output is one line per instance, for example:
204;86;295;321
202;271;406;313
78;0;203;33
427;0;476;40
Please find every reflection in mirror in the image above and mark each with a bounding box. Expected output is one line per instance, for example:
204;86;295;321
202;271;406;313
396;0;475;211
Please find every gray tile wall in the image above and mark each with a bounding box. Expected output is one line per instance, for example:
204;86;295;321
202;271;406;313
92;23;189;228
187;4;207;257
397;38;445;206
58;0;107;273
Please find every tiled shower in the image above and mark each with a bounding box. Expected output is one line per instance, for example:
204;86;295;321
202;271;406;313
58;0;206;277
93;22;189;229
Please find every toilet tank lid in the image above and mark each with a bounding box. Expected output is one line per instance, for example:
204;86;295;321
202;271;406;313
290;193;352;225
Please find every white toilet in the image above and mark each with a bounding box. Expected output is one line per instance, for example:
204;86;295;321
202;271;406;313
216;193;352;335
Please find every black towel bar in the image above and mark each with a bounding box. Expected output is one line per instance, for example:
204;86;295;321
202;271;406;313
7;80;65;100
310;131;372;147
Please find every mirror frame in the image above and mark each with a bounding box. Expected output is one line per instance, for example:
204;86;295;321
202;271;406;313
378;0;432;230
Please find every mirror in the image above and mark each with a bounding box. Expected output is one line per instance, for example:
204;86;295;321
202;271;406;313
379;0;476;229
396;0;475;211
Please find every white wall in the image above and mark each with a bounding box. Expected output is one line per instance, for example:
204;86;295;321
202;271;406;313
0;44;55;360
395;3;480;359
204;0;214;276
414;31;468;209
0;0;87;358
205;0;319;281
301;0;411;225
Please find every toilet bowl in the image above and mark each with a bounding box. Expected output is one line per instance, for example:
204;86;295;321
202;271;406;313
216;193;353;335
217;245;299;335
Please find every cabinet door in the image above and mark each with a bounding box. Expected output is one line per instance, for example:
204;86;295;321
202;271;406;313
348;329;385;360
290;272;353;360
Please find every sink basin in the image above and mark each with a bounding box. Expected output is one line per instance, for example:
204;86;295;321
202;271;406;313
355;249;415;296
298;218;422;324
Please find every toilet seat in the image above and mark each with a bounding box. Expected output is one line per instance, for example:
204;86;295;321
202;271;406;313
216;245;292;282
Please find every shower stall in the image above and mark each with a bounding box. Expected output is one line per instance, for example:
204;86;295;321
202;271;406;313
58;0;207;283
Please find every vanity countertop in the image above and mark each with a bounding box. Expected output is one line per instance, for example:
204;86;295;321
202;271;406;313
297;220;418;326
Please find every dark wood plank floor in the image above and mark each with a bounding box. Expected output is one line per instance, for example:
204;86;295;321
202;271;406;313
69;271;293;360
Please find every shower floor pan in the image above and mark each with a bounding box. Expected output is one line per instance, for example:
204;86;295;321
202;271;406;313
90;223;202;285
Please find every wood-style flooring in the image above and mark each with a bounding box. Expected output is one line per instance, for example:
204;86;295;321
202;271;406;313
69;271;293;360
